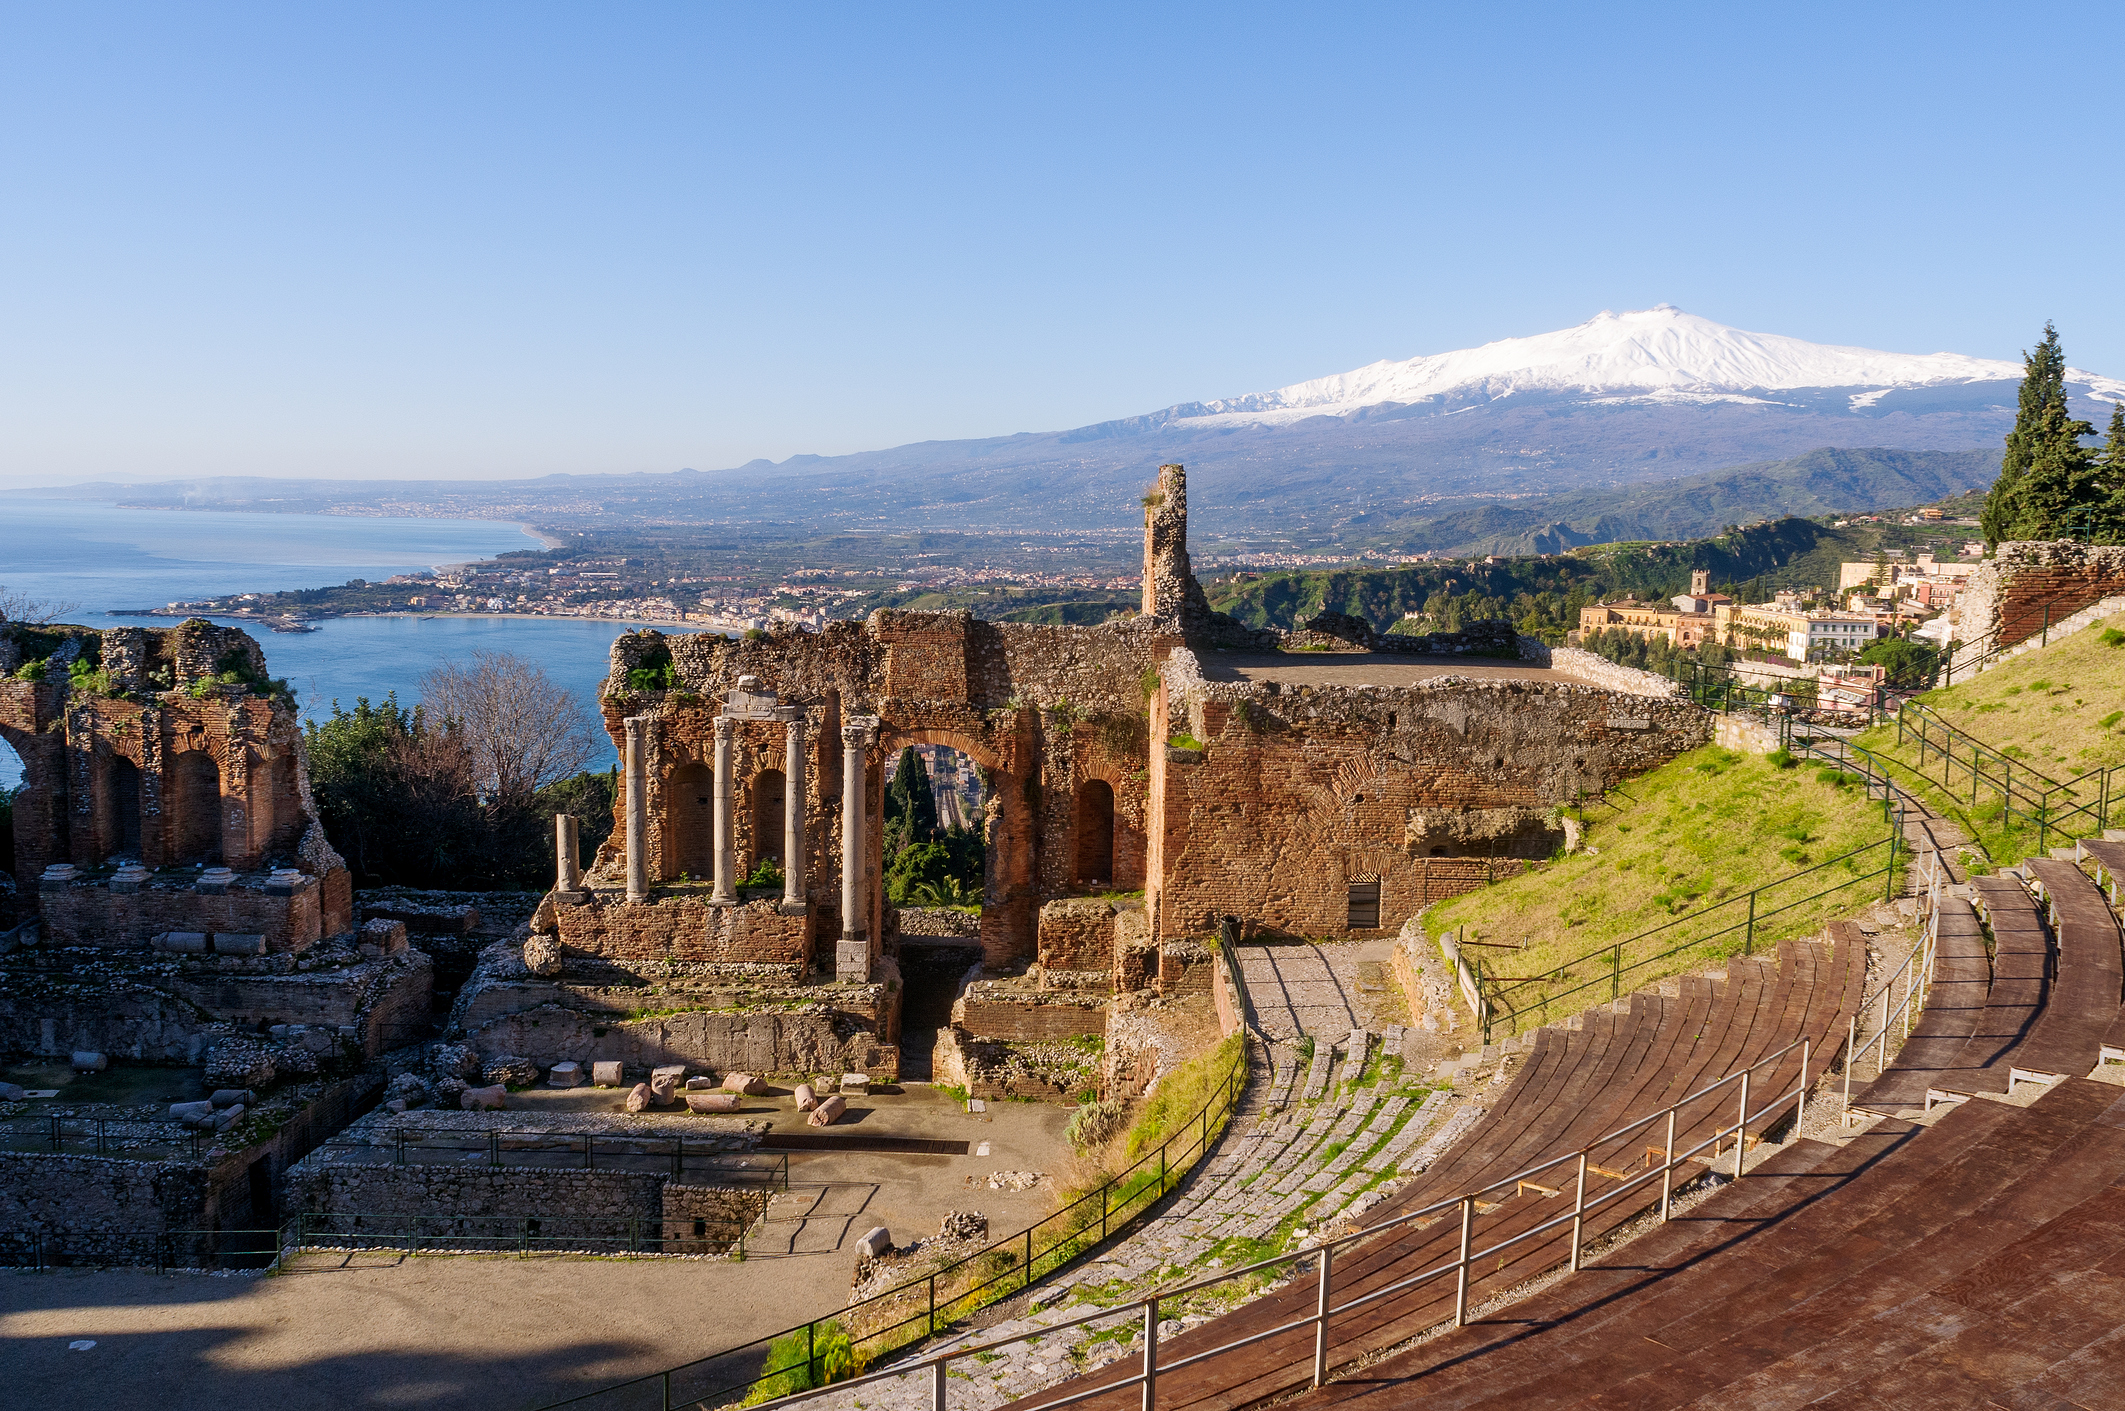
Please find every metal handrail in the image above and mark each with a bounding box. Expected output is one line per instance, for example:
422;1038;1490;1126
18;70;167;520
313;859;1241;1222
741;1035;1820;1411
1475;831;1899;1039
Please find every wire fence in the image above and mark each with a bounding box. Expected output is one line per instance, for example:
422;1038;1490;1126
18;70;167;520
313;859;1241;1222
533;1039;1254;1411
288;1208;766;1258
0;1115;210;1161
293;1129;791;1185
0;1226;285;1273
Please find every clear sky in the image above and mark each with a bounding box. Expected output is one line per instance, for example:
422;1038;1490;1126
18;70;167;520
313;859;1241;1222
4;2;2120;490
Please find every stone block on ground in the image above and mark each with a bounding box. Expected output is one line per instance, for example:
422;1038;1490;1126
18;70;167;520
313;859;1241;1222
685;1091;741;1113
794;1082;818;1111
522;933;562;976
722;1072;765;1095
152;931;208;954
625;1083;653;1113
209;1088;253;1108
684;1076;718;1091
547;1061;582;1088
856;1225;892;1259
840;1073;870;1095
70;1051;107;1072
169;1100;214;1125
650;1066;684;1103
592;1061;624;1087
461;1084;507;1110
213;933;267;956
808;1094;847;1125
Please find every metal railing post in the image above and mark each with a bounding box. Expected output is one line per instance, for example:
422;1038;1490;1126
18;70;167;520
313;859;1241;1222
1312;1241;1333;1387
1745;891;1755;956
1569;1151;1588;1272
929;1273;937;1337
1660;1108;1676;1221
1798;1038;1810;1128
1141;1296;1159;1411
933;1358;948;1411
1735;1070;1751;1177
1453;1196;1474;1326
1843;1014;1856;1120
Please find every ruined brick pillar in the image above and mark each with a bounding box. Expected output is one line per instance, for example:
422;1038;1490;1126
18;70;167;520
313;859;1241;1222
1141;462;1213;627
623;715;648;902
838;719;874;982
711;715;737;904
782;716;808;910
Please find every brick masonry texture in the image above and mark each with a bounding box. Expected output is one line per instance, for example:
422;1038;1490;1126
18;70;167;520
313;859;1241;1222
287;1163;768;1248
1953;540;2125;671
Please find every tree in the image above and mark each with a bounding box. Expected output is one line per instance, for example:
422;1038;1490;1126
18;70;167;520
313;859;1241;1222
1857;636;1939;688
0;583;79;625
417;650;595;804
2095;401;2125;543
883;746;939;846
1982;323;2097;543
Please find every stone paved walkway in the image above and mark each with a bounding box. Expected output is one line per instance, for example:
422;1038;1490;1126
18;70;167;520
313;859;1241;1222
1238;940;1397;1042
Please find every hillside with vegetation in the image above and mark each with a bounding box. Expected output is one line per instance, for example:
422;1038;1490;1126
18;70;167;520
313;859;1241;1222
1846;608;2125;865
1422;744;1894;1037
1206;510;1966;639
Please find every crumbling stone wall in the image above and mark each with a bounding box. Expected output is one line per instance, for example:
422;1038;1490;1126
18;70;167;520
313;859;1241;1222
1148;646;1706;941
0;621;348;931
40;872;326;952
543;892;813;969
0;1154;211;1243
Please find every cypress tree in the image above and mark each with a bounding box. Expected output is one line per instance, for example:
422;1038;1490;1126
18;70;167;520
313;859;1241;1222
2095;401;2125;544
1982;323;2096;543
1983;323;2068;544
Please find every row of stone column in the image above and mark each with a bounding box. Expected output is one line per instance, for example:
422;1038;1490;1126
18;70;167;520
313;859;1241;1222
583;712;875;981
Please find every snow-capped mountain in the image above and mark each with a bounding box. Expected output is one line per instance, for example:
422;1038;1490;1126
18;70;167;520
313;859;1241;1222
1158;305;2124;429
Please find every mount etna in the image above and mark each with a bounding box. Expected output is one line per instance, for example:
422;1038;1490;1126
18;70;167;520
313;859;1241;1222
16;306;2118;553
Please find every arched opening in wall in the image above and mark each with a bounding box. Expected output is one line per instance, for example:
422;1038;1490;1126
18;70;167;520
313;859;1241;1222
749;769;787;873
264;752;301;859
885;740;988;1079
0;735;24;892
169;751;223;864
1075;780;1115;887
109;757;143;860
666;760;713;882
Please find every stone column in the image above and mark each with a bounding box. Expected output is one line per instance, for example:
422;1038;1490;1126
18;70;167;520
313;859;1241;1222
624;716;648;902
554;813;580;893
711;716;737;904
838;720;871;982
782;716;807;910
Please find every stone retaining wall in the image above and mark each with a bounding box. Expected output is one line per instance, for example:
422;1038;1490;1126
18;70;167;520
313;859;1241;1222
1954;541;2125;672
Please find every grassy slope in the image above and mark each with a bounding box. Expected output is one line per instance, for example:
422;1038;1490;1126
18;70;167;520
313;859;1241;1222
1847;608;2125;865
1424;744;1893;1035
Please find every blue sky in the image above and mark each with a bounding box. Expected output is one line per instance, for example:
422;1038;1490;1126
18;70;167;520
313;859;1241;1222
3;2;2120;488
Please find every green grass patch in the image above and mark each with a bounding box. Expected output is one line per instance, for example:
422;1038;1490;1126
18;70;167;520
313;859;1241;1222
1426;744;1891;1035
1124;1031;1243;1161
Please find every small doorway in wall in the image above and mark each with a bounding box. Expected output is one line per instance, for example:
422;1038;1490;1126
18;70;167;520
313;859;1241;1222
667;760;713;882
110;758;143;859
1075;780;1115;888
0;735;24;899
1347;878;1381;930
751;768;787;869
169;751;223;865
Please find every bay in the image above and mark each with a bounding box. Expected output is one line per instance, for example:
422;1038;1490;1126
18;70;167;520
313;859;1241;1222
0;501;681;787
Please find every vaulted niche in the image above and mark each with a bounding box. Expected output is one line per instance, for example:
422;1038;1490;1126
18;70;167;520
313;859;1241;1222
666;759;713;883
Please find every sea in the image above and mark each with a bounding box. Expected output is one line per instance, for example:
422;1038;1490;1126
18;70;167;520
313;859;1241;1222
0;500;694;788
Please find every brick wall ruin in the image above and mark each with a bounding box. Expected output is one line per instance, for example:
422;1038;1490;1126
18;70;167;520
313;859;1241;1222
1953;540;2125;672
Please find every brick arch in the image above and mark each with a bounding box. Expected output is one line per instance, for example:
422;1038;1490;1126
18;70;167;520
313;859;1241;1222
1068;757;1148;892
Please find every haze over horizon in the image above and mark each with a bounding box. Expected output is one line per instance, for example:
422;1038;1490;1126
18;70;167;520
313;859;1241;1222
5;3;2123;492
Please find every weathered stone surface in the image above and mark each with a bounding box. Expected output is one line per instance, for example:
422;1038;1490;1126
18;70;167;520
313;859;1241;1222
212;933;268;956
684;1076;717;1091
460;1084;507;1110
481;1055;540;1087
684;1091;741;1112
428;1043;480;1080
721;1072;765;1095
808;1093;847;1126
151;932;208;954
522;933;563;977
208;1088;253;1108
938;1210;987;1241
203;1040;276;1090
624;1082;653;1113
547;1061;582;1088
649;1065;684;1103
70;1050;106;1072
168;1100;214;1125
855;1224;892;1259
592;1060;625;1087
793;1082;818;1111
